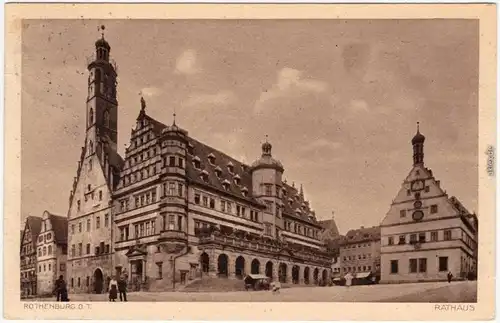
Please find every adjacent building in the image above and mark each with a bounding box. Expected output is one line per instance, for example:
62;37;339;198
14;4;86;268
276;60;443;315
20;216;42;298
380;125;478;283
339;226;381;281
36;211;68;295
64;33;332;294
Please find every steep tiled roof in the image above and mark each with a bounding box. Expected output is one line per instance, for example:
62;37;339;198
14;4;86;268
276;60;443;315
26;216;43;241
186;138;261;206
341;226;380;245
319;218;340;237
46;212;68;245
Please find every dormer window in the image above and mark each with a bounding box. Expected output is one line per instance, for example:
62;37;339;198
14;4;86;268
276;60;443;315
87;184;92;192
222;179;230;190
193;156;201;169
241;165;247;172
200;170;209;182
227;162;234;174
241;187;248;197
214;166;222;178
188;143;194;155
233;174;241;185
208;153;216;165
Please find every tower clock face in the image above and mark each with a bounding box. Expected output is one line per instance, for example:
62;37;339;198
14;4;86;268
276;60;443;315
411;180;425;191
414;200;423;209
412;210;424;221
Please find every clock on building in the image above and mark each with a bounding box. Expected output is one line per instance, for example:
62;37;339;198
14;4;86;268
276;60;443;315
412;210;424;221
413;200;422;209
411;180;425;191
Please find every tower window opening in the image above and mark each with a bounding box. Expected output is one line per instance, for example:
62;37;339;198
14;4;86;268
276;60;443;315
89;108;94;125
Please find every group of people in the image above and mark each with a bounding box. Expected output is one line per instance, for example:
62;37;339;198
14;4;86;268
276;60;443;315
52;273;129;302
108;274;128;302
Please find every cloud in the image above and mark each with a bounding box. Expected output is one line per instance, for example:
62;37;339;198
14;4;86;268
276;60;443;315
140;87;162;97
184;91;236;107
174;49;200;75
255;67;328;112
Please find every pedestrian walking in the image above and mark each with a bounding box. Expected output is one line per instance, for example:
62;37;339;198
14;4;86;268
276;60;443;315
108;276;118;302
271;281;281;294
345;273;353;288
447;271;453;283
118;274;128;302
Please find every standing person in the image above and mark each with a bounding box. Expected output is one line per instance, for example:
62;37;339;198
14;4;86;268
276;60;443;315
447;271;453;283
345;272;353;288
118;274;128;302
108;276;118;302
53;275;65;301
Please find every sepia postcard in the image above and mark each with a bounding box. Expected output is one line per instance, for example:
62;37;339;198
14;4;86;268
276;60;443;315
4;3;497;321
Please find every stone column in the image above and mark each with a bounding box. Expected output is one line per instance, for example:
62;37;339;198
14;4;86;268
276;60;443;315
142;260;146;282
272;261;279;282
286;264;292;284
228;255;236;279
299;266;304;284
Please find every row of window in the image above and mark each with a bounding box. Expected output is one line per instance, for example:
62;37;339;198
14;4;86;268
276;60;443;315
37;232;53;243
38;263;65;273
387;230;452;245
118;219;157;241
194;191;261;223
400;204;438;218
76;187;104;211
70;242;110;257
122;164;159;186
406;185;430;196
342;242;372;249
283;220;319;239
71;214;110;234
21;270;35;279
342;265;372;273
22;244;33;255
390;256;449;274
343;254;372;261
37;245;53;257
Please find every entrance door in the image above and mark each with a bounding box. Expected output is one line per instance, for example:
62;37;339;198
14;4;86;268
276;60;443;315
93;268;104;294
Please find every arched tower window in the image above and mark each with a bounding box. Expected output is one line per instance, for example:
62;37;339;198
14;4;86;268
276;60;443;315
89;108;94;126
103;110;110;127
95;69;102;94
89;140;94;154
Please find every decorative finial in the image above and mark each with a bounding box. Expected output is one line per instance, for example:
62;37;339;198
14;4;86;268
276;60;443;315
417;121;420;133
265;134;269;143
140;96;146;111
173;106;177;126
300;184;304;197
98;25;106;38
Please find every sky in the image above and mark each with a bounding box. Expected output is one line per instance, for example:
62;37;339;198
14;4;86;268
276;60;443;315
21;19;479;234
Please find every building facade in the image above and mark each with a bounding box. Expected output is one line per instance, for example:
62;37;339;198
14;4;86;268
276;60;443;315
36;211;68;295
380;125;478;283
339;226;381;281
66;34;122;294
20;216;42;298
64;33;332;294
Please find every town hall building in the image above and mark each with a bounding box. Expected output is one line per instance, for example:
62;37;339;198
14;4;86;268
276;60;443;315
66;31;333;294
380;124;478;283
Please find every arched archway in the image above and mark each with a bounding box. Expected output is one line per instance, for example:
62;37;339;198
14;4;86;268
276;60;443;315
304;267;310;284
235;256;246;278
93;268;104;294
279;263;288;283
251;259;260;274
218;254;229;277
322;269;328;284
292;265;300;284
200;252;209;273
313;268;319;285
265;261;274;279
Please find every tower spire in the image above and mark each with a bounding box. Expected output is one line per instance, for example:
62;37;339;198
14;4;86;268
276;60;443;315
173;106;177;126
411;121;426;166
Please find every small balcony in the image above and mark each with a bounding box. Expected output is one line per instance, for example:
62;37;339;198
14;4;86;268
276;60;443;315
158;230;188;242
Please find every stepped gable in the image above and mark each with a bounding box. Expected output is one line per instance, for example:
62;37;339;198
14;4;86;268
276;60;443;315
186;138;261;206
48;212;68;245
341;226;380;245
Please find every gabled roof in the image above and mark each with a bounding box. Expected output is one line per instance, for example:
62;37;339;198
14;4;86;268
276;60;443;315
44;211;68;245
341;226;380;244
318;218;340;238
25;216;43;240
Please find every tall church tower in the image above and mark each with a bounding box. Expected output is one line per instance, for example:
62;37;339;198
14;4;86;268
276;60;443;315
67;27;122;294
86;26;118;164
